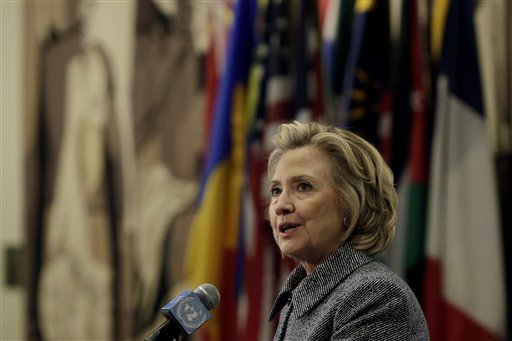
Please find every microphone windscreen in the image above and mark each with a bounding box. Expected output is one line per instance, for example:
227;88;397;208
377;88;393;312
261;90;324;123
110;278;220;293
194;283;221;310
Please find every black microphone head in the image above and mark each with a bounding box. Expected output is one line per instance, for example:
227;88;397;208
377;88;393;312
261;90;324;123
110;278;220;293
194;283;220;311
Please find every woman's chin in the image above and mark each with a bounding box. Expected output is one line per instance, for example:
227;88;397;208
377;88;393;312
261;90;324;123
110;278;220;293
279;246;304;262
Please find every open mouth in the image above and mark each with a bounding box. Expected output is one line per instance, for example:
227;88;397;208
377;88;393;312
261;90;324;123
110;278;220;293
279;223;299;233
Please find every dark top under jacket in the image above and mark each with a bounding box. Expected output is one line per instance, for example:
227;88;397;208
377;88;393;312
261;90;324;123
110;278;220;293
269;243;430;340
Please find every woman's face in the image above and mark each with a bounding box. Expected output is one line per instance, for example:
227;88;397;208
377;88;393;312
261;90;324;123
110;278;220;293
269;145;344;273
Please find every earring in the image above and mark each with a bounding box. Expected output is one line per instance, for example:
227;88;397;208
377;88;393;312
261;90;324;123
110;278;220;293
343;217;349;226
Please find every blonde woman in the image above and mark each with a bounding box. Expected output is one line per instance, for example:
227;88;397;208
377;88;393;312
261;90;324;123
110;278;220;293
267;121;429;340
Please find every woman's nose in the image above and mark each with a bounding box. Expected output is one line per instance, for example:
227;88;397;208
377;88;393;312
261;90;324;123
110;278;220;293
275;192;294;215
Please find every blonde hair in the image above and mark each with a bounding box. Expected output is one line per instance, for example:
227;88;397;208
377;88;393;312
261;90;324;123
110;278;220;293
267;121;397;255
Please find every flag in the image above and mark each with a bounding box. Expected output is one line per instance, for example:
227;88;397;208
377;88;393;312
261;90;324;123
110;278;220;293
385;0;429;300
430;0;450;64
423;0;506;339
324;0;355;98
184;0;257;340
320;0;355;125
320;0;340;95
475;1;512;337
382;0;414;278
240;1;294;339
401;0;429;302
339;0;391;158
203;1;236;154
293;0;325;121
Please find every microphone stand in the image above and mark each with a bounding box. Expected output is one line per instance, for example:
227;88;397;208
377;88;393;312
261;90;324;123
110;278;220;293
144;320;182;341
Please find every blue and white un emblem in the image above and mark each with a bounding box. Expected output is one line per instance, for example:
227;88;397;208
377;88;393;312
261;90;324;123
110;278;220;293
161;290;212;335
176;296;208;330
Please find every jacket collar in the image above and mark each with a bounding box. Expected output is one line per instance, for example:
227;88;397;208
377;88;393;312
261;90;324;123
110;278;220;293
269;243;374;321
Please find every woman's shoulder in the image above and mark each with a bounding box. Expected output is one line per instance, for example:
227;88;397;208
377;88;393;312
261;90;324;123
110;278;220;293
337;260;418;302
330;259;426;322
329;260;429;339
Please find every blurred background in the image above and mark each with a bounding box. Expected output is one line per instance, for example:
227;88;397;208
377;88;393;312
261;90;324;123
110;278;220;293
1;0;511;340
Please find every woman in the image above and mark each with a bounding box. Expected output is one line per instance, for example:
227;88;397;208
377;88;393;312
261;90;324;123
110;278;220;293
267;121;429;340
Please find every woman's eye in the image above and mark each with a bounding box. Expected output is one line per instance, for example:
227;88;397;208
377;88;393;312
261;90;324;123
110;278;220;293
270;187;281;196
298;182;312;191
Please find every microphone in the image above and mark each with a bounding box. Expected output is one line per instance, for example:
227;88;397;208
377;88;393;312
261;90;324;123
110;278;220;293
145;283;221;341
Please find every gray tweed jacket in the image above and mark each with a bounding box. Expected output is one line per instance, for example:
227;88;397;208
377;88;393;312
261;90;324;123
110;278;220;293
269;243;430;340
